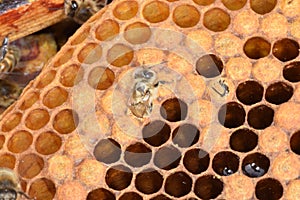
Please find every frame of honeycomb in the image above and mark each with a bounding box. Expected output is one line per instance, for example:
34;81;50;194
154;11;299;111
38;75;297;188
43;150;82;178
0;0;300;199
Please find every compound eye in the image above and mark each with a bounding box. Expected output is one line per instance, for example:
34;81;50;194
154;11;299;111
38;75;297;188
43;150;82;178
144;70;154;79
71;1;78;10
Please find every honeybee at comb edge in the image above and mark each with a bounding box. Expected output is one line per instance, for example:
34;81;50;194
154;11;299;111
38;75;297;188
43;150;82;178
0;168;33;200
0;36;21;77
64;0;112;24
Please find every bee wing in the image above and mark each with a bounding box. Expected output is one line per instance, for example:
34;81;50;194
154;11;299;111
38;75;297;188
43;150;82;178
1;71;40;87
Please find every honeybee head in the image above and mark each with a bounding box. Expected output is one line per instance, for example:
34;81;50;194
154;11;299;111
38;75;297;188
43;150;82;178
0;188;17;200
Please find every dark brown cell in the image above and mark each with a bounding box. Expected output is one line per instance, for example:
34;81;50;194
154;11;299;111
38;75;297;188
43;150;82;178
242;152;270;178
135;168;163;194
124;142;152;167
88;67;115;90
247;105;274;129
154;146;181;170
243;37;271;59
87;188;115;200
142;120;171;147
18;154;44;179
53;109;78;134
150;194;171;200
221;0;247;10
105;165;132;190
255;178;283;200
230;128;258;152
194;175;223;199
218;102;246;128
29;178;56;200
196;54;223;78
193;0;215;6
203;8;230;32
160;98;188;122
236;81;264;105
272;38;299;62
0;153;16;169
172;124;200;148
119;192;142;200
265;82;293;105
183;148;210;174
283;61;300;82
93;138;121;164
165;172;192;197
7;130;33;153
35;131;62;155
290;130;300;155
212;151;239;176
250;0;277;14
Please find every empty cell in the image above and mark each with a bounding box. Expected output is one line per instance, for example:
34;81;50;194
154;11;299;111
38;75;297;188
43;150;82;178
135;168;163;194
93;138;121;164
160;98;188;122
124;142;152;167
142;120;171;147
230;128;258;152
236;80;264;105
165;171;192;197
265;81;293;105
196;54;223;78
183;148;210;174
272;38;299;62
218;102;246;128
212;151;239;176
255;178;283;200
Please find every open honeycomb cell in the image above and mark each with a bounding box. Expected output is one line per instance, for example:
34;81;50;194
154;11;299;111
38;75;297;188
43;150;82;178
7;130;33;153
0;0;300;199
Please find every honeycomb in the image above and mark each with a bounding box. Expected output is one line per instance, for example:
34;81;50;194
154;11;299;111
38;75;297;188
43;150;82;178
0;0;300;199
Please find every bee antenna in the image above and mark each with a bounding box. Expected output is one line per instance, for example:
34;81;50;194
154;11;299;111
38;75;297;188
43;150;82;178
17;191;34;200
148;61;168;69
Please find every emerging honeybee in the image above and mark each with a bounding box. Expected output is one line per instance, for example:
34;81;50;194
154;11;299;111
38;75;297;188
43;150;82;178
128;63;169;118
0;168;33;200
64;0;111;24
0;36;21;76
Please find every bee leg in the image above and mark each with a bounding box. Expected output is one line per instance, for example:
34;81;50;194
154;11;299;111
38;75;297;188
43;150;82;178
17;191;35;200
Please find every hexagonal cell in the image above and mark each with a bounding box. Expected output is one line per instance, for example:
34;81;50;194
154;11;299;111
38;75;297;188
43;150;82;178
29;178;56;200
212;151;239;176
247;105;274;129
283;61;300;83
230;128;258;152
194;175;223;199
124;142;152;167
150;194;171;200
250;0;277;15
242;152;270;178
196;54;223;78
142;1;169;23
105;165;132;190
77;43;102;64
165;171;192;197
35;131;62;155
0;135;4;149
172;124;200;148
42;87;68;109
255;178;283;200
25;109;50;130
60;64;83;87
142;120;171;147
88;67;115;90
272;38;299;62
193;0;214;5
70;25;90;45
265;81;293;105
19;91;39;110
7;130;33;153
221;0;247;10
124;22;151;44
87;188;115;200
160;98;188;122
93;138;121;164
95;19;120;41
203;8;230;32
0;153;16;169
18;153;44;179
107;44;134;67
53;109;78;134
135;168;163;194
173;5;200;28
218;102;246;128
236;80;264;105
154;145;181;170
53;48;74;68
113;1;139;20
119;192;142;200
1;112;22;132
183;148;210;174
36;70;56;89
243;37;271;59
290;130;300;155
